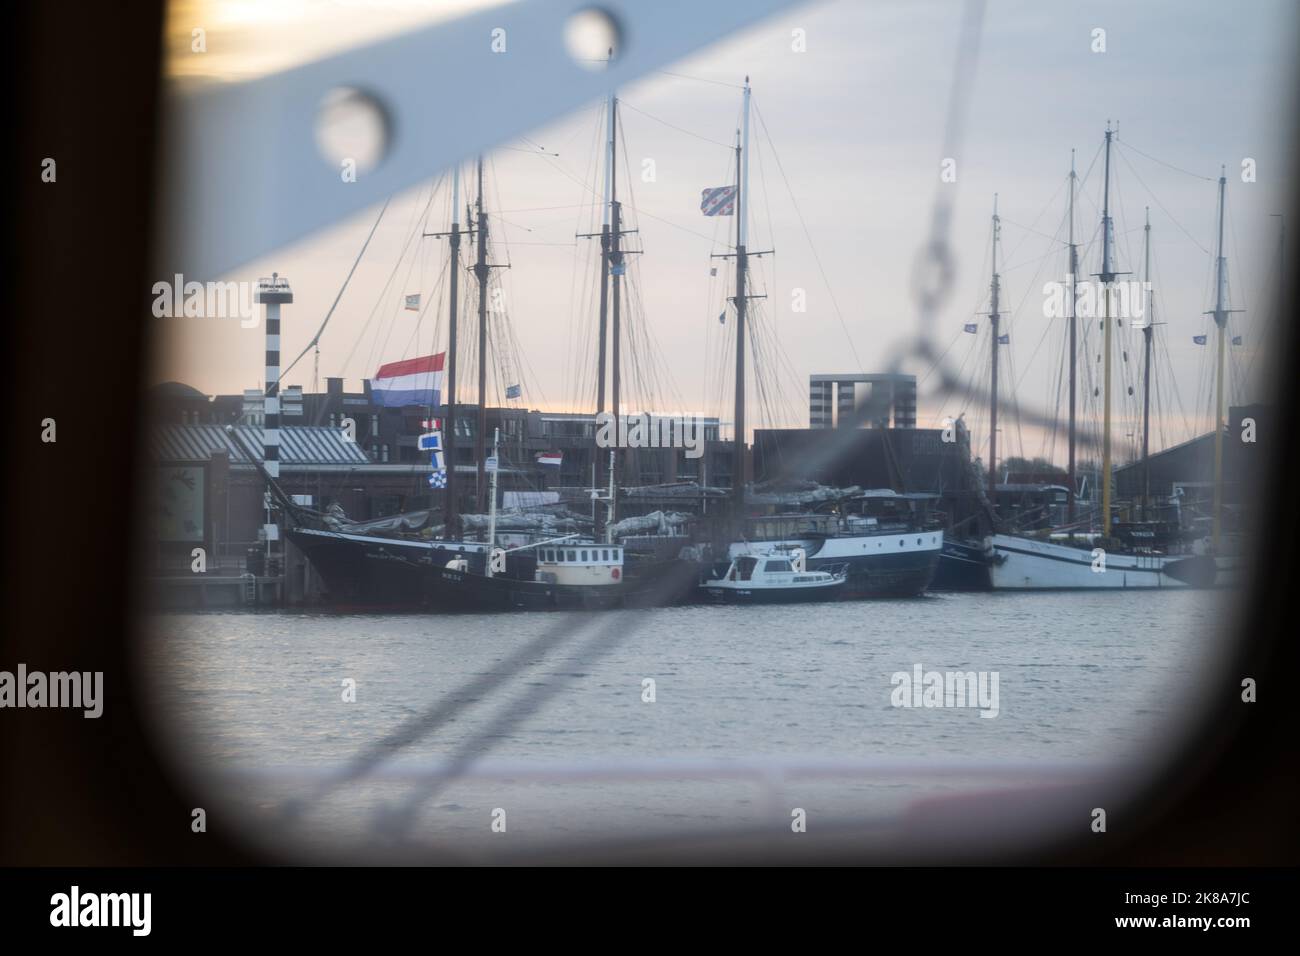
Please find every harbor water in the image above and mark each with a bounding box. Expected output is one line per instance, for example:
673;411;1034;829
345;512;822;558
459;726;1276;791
145;589;1229;859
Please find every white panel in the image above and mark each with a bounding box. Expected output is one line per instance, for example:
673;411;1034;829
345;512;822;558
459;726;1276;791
161;0;800;278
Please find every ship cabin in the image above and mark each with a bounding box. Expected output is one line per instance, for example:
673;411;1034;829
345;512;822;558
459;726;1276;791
534;544;624;587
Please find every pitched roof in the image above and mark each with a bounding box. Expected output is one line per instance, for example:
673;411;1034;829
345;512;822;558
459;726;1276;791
152;424;370;466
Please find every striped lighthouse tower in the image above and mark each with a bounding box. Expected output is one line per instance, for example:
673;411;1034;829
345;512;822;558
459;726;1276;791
255;273;293;506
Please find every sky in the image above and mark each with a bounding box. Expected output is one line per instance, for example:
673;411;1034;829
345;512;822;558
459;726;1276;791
154;0;1296;467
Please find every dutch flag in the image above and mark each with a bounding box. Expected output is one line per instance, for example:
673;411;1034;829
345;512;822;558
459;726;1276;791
371;353;444;408
535;451;563;468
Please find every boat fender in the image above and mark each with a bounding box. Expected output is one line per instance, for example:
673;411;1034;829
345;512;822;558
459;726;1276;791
611;567;621;580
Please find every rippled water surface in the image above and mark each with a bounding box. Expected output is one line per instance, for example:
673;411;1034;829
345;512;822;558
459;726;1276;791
145;590;1228;859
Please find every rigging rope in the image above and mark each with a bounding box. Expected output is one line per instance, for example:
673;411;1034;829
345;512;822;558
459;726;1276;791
278;194;391;385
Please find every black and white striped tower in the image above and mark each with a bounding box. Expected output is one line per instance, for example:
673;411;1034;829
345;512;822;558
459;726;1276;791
255;273;293;483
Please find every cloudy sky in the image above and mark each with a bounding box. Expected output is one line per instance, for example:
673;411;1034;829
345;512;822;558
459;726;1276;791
155;0;1295;465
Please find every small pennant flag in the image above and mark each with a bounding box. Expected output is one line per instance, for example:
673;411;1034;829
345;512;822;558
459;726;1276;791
418;432;442;452
963;323;978;334
536;451;563;468
405;294;420;311
1232;335;1243;346
700;185;737;216
428;470;447;489
998;334;1010;344
505;384;522;399
421;418;441;430
1193;334;1208;345
718;311;727;325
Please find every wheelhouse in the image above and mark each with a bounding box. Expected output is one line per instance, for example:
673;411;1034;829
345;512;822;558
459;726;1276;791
534;544;624;587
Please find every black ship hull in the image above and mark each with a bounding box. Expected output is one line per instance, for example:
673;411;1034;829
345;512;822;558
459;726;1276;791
290;527;707;611
286;528;485;609
748;533;943;599
930;539;993;591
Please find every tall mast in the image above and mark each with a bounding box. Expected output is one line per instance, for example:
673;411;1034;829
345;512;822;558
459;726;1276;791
445;167;461;538
474;156;489;512
1210;168;1229;549
485;427;500;577
579;76;618;530
731;78;752;532
1099;126;1117;538
609;95;623;514
1066;151;1079;522
988;194;1002;491
596;88;614;419
1140;206;1154;519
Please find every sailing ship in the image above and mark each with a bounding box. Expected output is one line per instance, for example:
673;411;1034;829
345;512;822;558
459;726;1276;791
284;158;507;606
279;76;962;609
984;128;1223;589
716;79;943;598
424;86;713;612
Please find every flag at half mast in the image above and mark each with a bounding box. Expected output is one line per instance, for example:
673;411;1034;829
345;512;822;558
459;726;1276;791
700;185;737;216
371;352;444;408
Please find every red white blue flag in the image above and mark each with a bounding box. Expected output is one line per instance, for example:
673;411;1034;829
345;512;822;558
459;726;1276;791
535;451;563;468
371;353;444;408
700;185;737;216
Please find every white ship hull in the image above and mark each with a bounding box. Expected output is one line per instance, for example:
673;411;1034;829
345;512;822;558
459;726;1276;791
987;534;1218;590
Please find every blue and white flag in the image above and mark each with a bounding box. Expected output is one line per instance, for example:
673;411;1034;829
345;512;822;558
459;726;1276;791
963;323;977;334
700;185;737;216
998;333;1010;344
1232;335;1243;346
418;431;442;452
428;470;446;489
404;294;420;311
1193;334;1207;345
505;384;522;399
